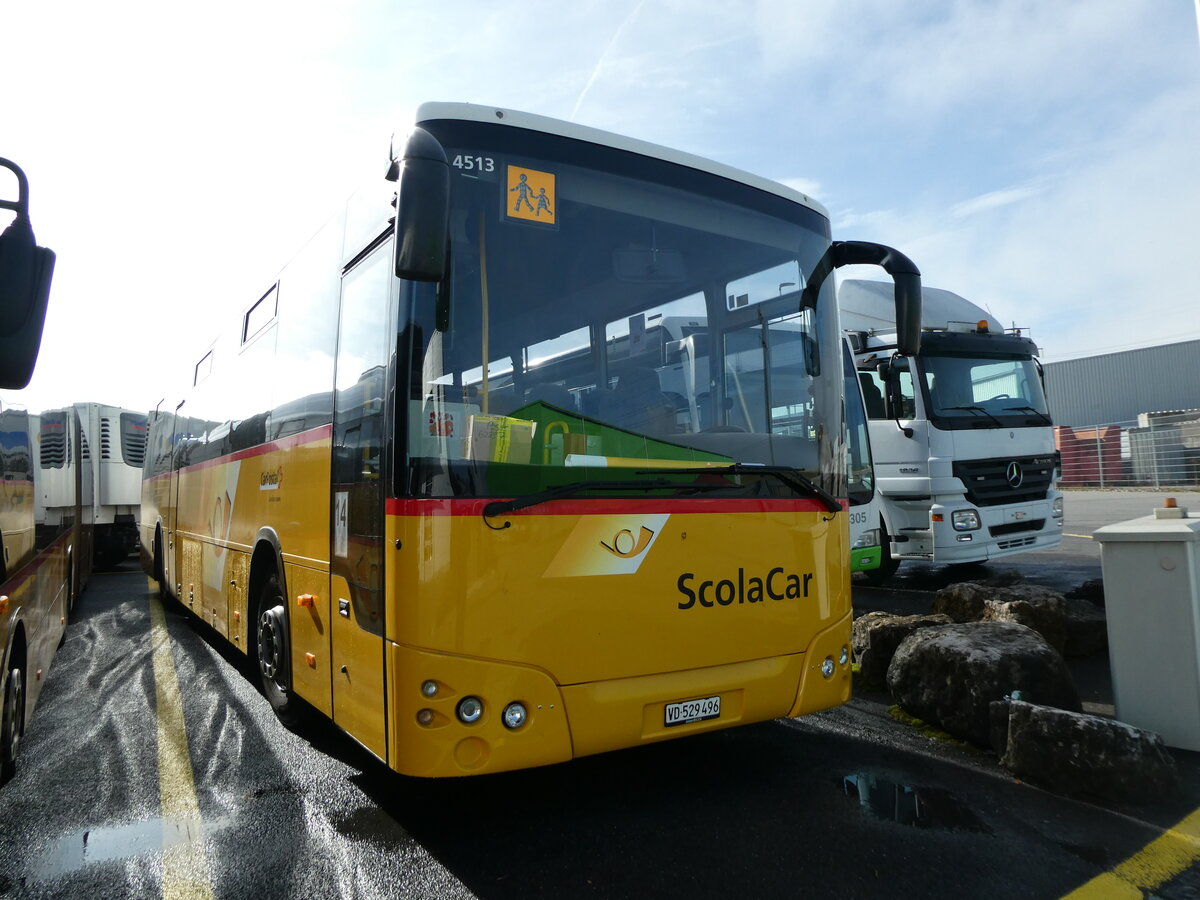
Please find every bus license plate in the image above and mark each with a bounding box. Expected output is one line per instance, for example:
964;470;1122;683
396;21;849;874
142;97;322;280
664;696;721;727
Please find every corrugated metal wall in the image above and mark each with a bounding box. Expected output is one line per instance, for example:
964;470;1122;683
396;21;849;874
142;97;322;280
1044;339;1200;426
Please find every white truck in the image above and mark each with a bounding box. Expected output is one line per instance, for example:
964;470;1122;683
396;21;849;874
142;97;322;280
75;403;147;568
840;280;1062;577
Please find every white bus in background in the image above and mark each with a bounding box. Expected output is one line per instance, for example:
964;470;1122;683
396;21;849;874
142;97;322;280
841;280;1062;578
75;403;147;568
843;338;882;574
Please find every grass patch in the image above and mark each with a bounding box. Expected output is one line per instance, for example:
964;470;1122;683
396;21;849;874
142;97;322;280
888;705;980;753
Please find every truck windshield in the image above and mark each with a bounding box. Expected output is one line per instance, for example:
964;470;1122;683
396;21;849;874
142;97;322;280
401;119;841;502
920;352;1050;430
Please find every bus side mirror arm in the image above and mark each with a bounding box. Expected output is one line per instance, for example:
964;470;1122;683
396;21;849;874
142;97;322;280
800;240;922;357
389;128;450;282
0;157;55;390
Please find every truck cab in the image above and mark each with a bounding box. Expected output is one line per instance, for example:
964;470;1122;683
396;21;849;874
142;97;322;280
841;280;1062;574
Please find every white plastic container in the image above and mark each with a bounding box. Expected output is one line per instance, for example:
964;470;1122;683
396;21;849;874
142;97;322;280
1095;502;1200;750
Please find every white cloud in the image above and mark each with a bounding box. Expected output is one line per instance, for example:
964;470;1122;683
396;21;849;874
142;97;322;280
826;82;1200;362
949;183;1046;219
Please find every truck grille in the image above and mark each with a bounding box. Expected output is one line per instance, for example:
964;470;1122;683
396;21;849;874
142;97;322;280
952;454;1057;507
988;519;1046;537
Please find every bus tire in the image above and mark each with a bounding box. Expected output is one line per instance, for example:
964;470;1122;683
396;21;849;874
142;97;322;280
1;662;24;784
254;573;302;728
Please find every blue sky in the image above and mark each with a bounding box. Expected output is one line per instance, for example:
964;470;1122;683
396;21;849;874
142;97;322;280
2;0;1197;416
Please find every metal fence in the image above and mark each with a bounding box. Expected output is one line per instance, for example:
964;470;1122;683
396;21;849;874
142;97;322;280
1056;410;1200;488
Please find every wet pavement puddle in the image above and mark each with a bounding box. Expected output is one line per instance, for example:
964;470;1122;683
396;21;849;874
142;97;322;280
837;772;991;833
33;815;232;881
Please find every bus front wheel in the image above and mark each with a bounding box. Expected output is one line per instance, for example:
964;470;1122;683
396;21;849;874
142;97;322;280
1;664;24;783
255;574;302;727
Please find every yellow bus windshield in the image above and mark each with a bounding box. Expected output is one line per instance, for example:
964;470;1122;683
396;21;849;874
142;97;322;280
404;121;844;505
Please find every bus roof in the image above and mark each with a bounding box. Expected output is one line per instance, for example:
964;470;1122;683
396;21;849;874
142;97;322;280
414;102;830;219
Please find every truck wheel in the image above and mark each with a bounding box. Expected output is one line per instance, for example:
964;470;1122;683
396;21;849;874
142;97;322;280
254;573;302;727
859;520;901;584
1;665;24;783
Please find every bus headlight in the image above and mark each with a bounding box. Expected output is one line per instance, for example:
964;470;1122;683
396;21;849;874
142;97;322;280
951;510;981;531
502;702;528;730
821;657;835;679
1052;497;1064;518
457;696;483;724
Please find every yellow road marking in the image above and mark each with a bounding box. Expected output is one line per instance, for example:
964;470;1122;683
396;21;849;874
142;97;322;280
1061;807;1200;898
1064;533;1094;540
150;593;215;900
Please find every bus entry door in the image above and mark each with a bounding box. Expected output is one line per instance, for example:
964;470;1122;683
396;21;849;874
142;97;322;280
329;242;393;762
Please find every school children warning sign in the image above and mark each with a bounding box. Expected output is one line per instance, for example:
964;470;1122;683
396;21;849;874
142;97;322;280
506;165;556;225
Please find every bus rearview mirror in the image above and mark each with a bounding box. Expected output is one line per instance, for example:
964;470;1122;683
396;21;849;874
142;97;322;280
392;128;450;283
0;158;55;390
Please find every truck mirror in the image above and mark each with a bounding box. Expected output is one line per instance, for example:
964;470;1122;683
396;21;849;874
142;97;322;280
390;128;449;282
0;158;55;390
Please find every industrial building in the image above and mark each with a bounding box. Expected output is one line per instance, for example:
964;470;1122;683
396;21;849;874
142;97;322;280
1044;339;1200;487
1044;338;1200;427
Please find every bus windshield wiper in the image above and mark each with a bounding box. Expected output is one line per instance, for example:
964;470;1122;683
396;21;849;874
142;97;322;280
640;463;843;513
482;478;725;524
1003;405;1052;425
940;405;1003;427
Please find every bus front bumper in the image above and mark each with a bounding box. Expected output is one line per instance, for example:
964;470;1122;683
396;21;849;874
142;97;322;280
386;612;852;777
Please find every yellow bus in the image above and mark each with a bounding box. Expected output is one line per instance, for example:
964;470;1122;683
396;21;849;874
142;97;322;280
0;407;92;783
140;103;921;777
1;157;87;783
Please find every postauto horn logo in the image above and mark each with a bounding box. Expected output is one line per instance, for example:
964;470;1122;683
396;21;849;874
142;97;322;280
600;526;656;559
543;515;669;578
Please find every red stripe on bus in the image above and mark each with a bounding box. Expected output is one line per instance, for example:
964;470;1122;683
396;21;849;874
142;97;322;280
177;423;333;475
385;496;844;517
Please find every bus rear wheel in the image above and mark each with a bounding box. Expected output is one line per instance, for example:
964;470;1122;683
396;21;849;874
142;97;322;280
1;664;24;783
255;574;301;727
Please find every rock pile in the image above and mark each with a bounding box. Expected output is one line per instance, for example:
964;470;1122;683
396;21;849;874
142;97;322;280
886;621;1080;748
853;576;1179;803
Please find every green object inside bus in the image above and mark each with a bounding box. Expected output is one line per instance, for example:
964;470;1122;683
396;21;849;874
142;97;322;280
508;400;732;468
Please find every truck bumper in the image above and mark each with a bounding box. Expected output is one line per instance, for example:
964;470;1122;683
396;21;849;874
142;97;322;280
926;493;1063;563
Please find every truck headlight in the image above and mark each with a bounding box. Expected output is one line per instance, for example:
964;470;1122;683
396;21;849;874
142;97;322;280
951;509;981;531
1052;497;1063;518
852;528;881;550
